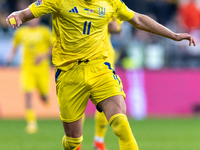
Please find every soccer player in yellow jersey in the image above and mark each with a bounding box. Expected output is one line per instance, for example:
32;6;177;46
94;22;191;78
7;18;52;134
76;18;122;150
6;0;195;149
93;18;122;150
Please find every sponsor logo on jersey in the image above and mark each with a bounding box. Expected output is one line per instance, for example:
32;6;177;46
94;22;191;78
99;7;105;18
35;0;43;7
69;7;79;13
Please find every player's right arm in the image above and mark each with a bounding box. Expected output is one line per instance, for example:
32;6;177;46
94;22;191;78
6;0;60;29
6;8;35;29
7;28;22;65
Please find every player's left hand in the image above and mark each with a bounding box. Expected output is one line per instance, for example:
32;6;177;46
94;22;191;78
108;18;118;33
6;13;22;29
35;55;44;65
175;33;196;46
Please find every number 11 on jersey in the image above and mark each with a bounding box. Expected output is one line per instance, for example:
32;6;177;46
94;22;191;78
83;21;91;35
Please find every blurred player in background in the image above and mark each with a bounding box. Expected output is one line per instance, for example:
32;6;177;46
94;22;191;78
6;0;195;149
93;18;122;150
7;18;52;134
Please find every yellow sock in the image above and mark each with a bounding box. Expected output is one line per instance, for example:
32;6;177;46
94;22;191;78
94;110;108;138
25;109;37;133
109;114;139;150
25;109;37;122
62;135;83;150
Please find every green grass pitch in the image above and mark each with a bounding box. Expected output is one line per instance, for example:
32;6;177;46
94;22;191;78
0;117;200;150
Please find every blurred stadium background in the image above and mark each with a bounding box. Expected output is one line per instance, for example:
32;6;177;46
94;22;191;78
0;0;200;150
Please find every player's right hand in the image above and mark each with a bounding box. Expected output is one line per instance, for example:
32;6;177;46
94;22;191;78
6;13;22;29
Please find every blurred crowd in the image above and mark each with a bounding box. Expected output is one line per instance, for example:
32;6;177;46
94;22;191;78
0;0;200;69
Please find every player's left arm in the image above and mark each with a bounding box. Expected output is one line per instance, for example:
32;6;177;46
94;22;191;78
6;8;35;29
7;46;18;65
127;12;196;46
35;46;53;65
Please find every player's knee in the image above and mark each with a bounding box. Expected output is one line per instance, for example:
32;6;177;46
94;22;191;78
109;113;128;136
62;135;83;150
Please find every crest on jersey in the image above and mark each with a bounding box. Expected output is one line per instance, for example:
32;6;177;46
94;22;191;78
99;7;105;18
84;8;94;15
35;0;43;7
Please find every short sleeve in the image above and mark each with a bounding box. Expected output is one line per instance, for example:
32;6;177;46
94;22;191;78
29;0;60;18
113;0;134;21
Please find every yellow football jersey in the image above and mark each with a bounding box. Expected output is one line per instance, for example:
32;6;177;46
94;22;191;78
29;0;134;71
12;25;52;69
107;18;123;67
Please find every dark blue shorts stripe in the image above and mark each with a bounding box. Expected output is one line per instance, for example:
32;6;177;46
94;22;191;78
104;62;115;74
55;69;61;82
104;62;120;85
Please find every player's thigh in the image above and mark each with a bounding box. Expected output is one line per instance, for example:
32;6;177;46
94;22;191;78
98;95;126;121
36;71;50;96
56;68;89;123
90;62;125;106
